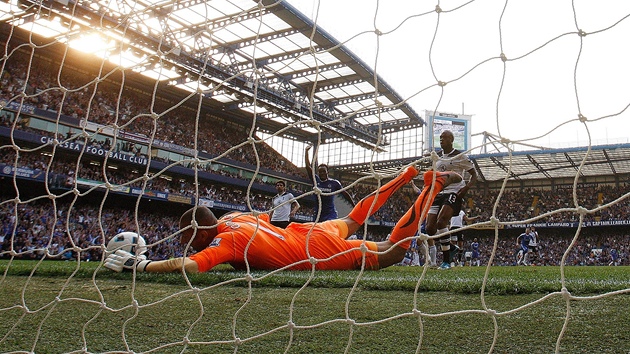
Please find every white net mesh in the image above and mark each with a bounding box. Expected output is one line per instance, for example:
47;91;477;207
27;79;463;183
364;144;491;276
1;1;630;353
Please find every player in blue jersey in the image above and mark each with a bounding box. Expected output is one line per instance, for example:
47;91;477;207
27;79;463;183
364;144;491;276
305;145;355;221
516;227;533;266
608;248;620;266
470;237;480;266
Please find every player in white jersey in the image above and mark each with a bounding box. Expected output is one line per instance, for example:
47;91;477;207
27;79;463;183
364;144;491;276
449;200;479;266
528;226;539;264
425;130;477;270
269;180;300;228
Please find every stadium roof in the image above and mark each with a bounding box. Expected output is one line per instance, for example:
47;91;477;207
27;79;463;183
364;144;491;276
7;0;628;186
2;0;423;150
472;144;630;182
336;143;630;183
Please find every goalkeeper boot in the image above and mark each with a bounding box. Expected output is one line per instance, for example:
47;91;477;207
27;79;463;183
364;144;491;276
439;262;451;270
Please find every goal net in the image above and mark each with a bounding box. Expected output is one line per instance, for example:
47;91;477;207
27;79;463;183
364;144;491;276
1;0;629;353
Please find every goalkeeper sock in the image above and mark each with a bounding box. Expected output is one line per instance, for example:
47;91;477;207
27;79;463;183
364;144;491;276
388;171;446;249
348;166;418;223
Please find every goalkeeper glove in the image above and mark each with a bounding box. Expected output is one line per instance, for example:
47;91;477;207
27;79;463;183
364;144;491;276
104;250;152;272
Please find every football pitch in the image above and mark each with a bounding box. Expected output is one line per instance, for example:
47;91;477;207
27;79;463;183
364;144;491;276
0;261;628;353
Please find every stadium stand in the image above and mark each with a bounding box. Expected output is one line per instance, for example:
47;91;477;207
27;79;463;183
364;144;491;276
1;2;629;268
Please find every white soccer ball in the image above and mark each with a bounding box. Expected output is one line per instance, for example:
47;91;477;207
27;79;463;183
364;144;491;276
106;232;147;255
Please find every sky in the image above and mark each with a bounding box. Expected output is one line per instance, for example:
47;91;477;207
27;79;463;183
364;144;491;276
287;0;630;153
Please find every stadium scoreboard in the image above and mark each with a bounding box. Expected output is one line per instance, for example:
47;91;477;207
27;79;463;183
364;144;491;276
425;110;472;152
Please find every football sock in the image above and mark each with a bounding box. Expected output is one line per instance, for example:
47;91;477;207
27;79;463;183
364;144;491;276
437;229;449;249
388;171;446;249
438;231;451;262
429;245;437;265
348;166;418;223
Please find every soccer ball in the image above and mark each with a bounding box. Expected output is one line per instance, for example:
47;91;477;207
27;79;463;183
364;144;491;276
106;232;147;255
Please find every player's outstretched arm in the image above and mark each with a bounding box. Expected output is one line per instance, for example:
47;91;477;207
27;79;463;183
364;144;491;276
104;250;200;273
304;145;314;181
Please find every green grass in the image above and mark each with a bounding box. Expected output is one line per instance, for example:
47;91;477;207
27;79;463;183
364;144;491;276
1;260;629;353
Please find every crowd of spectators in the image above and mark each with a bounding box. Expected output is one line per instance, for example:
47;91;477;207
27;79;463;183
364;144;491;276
17;135;629;233
0;50;304;178
3;139;630;265
466;185;630;224
2;195;628;267
347;180;630;230
0;147;319;219
0;199;182;262
9;48;628;227
2;46;630;267
474;228;630;267
2;142;629;266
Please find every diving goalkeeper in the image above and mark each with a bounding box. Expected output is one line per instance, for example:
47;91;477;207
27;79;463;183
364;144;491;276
104;167;461;273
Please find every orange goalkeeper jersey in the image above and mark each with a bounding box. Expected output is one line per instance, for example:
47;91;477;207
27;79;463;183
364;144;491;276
189;212;379;272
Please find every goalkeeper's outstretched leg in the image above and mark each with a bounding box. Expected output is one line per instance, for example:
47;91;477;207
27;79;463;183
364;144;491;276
375;170;462;268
